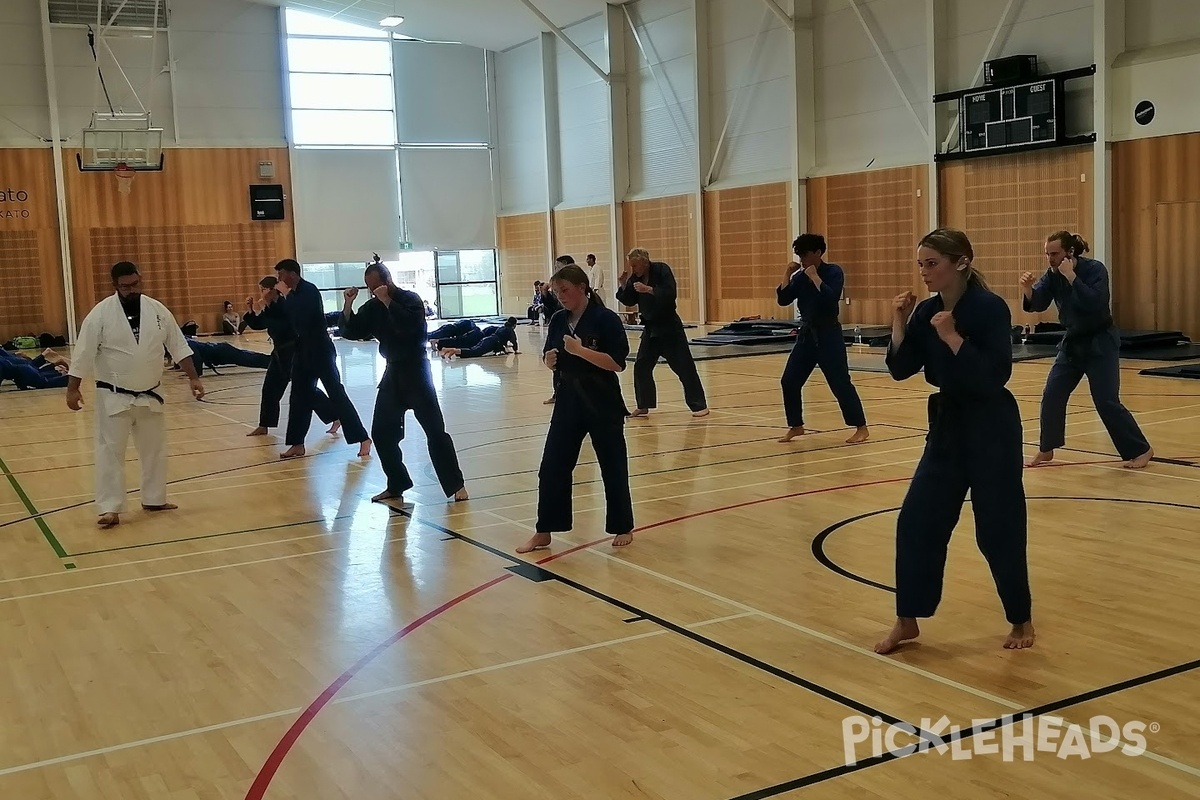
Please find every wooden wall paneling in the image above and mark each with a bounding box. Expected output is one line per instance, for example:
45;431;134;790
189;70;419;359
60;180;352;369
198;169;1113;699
1113;132;1200;336
620;195;699;322
63;148;295;333
551;205;613;290
0;148;66;341
497;212;550;315
1153;202;1200;339
703;183;791;323
807;166;926;326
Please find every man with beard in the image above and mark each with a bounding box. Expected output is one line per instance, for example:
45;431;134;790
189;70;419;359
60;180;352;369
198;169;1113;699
67;261;205;529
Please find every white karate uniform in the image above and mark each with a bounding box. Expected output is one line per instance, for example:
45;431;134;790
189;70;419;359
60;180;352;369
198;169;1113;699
69;293;193;514
586;262;605;294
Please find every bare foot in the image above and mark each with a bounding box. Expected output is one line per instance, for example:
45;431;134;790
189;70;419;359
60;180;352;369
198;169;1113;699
247;427;269;437
846;426;870;444
97;512;120;528
280;445;305;459
141;503;178;512
516;533;552;554
630;409;649;418
874;617;920;654
358;439;372;458
691;408;710;418
779;426;806;443
371;489;403;503
612;533;633;547
543;395;556;405
1004;621;1036;649
327;421;342;436
453;487;469;502
1124;448;1153;470
1027;450;1054;467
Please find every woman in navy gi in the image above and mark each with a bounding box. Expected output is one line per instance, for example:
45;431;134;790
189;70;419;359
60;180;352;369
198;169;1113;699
517;264;635;553
876;228;1034;655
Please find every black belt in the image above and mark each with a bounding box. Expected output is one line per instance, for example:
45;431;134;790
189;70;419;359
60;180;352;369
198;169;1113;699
96;381;164;404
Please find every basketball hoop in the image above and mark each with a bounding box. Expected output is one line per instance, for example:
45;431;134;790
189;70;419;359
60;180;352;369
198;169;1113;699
114;162;134;195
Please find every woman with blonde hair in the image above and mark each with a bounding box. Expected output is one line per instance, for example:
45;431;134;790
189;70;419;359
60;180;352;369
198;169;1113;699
518;264;635;553
876;228;1034;655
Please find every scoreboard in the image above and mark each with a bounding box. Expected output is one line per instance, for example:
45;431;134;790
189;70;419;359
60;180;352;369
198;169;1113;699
959;77;1062;154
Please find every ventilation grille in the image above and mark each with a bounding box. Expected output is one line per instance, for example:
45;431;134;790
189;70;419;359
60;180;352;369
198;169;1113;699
49;0;168;28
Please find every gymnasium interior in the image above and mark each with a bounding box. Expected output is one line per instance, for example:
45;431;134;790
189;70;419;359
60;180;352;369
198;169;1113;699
1;0;1199;797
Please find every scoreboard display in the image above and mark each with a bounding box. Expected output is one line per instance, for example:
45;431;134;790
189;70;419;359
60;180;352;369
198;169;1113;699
959;78;1061;153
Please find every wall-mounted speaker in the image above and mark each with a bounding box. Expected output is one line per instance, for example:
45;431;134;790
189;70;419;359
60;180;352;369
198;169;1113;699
249;184;285;221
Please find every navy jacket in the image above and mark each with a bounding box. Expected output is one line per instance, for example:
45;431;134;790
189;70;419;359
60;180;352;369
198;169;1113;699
887;281;1014;398
544;301;630;420
1022;257;1114;334
340;286;427;367
243;300;295;348
776;262;845;326
281;279;335;358
615;262;682;332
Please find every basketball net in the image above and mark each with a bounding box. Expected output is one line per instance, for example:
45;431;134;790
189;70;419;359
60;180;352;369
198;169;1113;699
115;162;134;195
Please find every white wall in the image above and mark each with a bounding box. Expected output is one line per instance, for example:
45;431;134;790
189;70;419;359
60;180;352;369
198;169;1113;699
1110;0;1200;141
555;15;612;209
707;0;795;188
494;39;546;214
625;0;697;199
169;0;287;146
399;149;496;249
813;0;930;175
394;42;490;144
292;148;402;263
0;0;49;147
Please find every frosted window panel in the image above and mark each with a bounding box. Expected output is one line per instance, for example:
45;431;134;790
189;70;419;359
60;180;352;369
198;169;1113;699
287;39;391;74
285;9;389;38
458;249;497;282
291;110;396;145
289;74;395;110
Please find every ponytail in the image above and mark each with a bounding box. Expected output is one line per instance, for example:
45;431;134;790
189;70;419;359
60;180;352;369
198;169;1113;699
1047;230;1090;258
964;266;990;291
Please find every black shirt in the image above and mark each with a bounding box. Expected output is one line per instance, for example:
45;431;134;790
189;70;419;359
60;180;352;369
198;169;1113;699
281;278;335;357
776;262;845;326
121;295;142;341
544;301;630;420
615;261;682;332
243;300;295;348
340;286;427;367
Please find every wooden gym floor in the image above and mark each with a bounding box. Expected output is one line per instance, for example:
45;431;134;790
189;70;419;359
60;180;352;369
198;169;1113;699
1;325;1198;799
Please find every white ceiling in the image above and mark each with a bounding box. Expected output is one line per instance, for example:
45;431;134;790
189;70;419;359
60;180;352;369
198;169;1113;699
251;0;631;51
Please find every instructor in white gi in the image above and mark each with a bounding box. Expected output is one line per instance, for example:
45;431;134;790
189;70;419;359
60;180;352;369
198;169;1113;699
67;261;205;529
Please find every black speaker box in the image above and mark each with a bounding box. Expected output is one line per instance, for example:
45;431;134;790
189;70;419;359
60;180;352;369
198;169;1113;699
249;184;285;221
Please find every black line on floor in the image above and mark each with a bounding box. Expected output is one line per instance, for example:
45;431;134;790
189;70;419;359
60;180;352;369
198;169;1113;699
395;510;942;747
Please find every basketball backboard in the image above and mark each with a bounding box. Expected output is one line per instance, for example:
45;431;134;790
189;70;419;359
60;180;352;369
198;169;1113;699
78;112;164;171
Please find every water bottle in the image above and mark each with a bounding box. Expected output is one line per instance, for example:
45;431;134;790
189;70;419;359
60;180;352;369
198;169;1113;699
854;325;862;345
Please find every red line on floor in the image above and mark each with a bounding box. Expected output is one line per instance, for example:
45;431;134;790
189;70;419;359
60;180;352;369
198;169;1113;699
240;455;1161;798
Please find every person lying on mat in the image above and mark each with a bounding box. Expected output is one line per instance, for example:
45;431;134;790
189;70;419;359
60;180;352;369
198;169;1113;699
438;318;520;359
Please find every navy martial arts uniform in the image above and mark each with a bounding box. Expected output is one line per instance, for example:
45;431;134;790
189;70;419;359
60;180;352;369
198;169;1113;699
341;287;465;498
429;319;477;341
1023;258;1150;460
450;325;519;358
243;302;337;430
0;351;67;390
776;263;866;430
537;300;634;537
184;340;271;376
615;262;707;413
886;283;1031;626
280;278;369;448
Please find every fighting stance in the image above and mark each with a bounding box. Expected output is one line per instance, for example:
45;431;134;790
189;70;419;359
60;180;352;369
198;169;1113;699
616;248;709;418
341;262;468;504
1022;231;1153;469
274;259;371;460
518;264;634;553
67;261;205;529
242;276;339;437
776;233;869;444
876;228;1034;654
